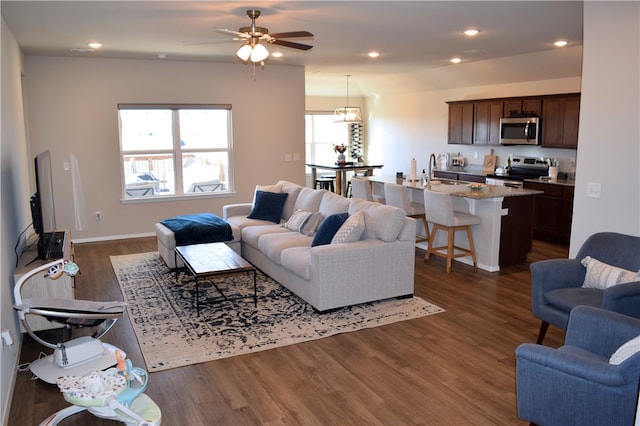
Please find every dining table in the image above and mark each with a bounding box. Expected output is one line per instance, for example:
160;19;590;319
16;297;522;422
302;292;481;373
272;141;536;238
306;162;384;197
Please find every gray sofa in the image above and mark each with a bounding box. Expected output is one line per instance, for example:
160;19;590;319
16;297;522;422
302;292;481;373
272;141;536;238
222;180;416;312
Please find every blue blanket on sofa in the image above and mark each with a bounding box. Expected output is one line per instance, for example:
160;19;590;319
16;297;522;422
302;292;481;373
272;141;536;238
160;213;233;246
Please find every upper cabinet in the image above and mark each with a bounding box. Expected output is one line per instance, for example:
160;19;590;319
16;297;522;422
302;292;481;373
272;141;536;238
541;94;581;149
503;98;542;118
473;100;503;145
448;101;474;145
447;93;580;148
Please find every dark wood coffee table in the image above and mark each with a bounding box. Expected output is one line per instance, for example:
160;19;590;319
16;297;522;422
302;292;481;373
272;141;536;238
174;242;257;316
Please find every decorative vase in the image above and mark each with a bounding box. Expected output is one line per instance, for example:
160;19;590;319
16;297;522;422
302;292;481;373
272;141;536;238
337;153;346;164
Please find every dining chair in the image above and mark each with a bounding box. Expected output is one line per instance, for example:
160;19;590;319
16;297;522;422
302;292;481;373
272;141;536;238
350;178;384;203
383;182;429;244
423;189;480;272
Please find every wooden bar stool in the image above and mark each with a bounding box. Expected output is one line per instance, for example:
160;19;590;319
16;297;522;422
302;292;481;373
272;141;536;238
423;189;480;272
315;176;335;192
383;182;430;244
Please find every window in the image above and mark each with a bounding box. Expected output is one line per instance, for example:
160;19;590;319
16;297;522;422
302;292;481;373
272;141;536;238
118;104;233;200
305;113;349;172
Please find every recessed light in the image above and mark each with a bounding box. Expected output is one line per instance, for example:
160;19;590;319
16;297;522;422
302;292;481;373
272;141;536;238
451;57;462;64
464;29;479;36
554;40;568;47
368;51;380;58
88;42;102;49
271;52;283;58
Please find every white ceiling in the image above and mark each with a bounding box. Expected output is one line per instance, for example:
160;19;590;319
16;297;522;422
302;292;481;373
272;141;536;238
1;1;584;96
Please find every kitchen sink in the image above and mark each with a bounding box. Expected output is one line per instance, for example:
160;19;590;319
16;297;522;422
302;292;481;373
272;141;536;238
431;179;460;185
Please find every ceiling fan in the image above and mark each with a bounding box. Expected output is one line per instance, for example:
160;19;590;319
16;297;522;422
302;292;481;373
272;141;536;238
215;10;313;64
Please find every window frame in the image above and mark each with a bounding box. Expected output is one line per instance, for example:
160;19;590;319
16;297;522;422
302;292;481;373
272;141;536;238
118;103;234;203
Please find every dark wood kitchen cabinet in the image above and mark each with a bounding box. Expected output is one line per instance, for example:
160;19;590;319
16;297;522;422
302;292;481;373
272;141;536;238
447;101;474;145
473;100;503;145
542;94;581;148
433;171;486;183
503;98;542;117
524;181;574;245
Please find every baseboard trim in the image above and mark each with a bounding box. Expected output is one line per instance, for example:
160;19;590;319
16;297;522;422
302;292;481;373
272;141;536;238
71;232;155;244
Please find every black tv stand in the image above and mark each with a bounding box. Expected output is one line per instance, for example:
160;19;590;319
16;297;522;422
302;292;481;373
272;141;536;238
37;231;66;260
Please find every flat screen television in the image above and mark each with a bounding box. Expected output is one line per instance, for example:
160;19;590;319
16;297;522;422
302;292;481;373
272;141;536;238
30;150;64;260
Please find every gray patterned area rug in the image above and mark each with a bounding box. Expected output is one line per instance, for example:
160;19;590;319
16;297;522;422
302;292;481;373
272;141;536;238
110;252;445;372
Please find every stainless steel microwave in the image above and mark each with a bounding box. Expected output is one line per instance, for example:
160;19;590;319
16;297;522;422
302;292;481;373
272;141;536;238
499;117;541;145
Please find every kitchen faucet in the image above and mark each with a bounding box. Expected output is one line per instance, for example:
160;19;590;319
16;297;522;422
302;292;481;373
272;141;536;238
428;153;436;182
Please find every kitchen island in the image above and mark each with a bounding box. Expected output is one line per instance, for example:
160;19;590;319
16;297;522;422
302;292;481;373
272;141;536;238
365;176;542;272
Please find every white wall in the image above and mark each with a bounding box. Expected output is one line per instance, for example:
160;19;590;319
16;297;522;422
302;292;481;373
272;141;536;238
1;18;32;424
23;56;306;241
570;1;640;252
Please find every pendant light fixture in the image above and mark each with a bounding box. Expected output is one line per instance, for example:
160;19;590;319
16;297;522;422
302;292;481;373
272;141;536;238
334;75;362;123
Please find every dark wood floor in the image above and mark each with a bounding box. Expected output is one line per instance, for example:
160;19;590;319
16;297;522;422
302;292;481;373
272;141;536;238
9;237;568;425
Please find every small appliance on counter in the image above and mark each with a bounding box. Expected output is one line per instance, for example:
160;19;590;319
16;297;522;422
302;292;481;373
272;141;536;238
436;153;450;170
451;154;465;168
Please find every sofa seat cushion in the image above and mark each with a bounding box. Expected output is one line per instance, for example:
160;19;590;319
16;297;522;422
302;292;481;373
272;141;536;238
226;215;284;232
281;247;312;280
348;198;405;242
258;232;313;265
242;224;289;250
545;287;604;312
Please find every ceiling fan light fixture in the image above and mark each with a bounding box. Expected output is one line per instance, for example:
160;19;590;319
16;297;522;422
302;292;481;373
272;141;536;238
334;75;362;123
250;43;269;62
236;44;252;61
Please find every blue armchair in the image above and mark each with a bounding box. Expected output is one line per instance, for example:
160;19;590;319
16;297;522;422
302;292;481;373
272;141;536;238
516;306;640;426
531;232;640;344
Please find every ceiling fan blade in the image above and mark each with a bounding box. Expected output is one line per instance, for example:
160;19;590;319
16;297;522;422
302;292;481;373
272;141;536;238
183;38;242;45
215;28;249;38
271;39;313;51
269;31;314;39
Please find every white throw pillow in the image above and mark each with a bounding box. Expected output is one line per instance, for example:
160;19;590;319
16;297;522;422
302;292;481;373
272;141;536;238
301;212;324;236
581;256;640;290
253;183;283;205
331;211;365;244
609;335;640;365
283;209;312;232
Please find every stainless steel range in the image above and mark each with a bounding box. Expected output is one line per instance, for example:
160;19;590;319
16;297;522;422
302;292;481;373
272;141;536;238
486;156;549;188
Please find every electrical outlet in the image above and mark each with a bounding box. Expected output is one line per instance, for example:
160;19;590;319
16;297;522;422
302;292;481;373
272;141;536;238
95;211;102;221
587;182;602;199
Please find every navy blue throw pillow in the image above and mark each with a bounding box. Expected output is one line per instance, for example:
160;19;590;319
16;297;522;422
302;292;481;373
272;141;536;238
311;212;349;247
247;190;288;223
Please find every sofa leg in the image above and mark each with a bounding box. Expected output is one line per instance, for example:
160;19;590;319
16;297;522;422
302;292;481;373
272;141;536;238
536;321;549;344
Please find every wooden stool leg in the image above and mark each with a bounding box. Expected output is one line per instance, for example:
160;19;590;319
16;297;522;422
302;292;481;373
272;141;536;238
466;225;477;267
446;228;455;273
422;217;430;243
425;224;437;261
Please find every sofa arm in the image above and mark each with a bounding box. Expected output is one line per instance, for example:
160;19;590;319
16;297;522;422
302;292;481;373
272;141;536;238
602;281;640;318
308;239;415;309
223;203;252;219
565;306;640;357
530;259;585;312
516;343;627;386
